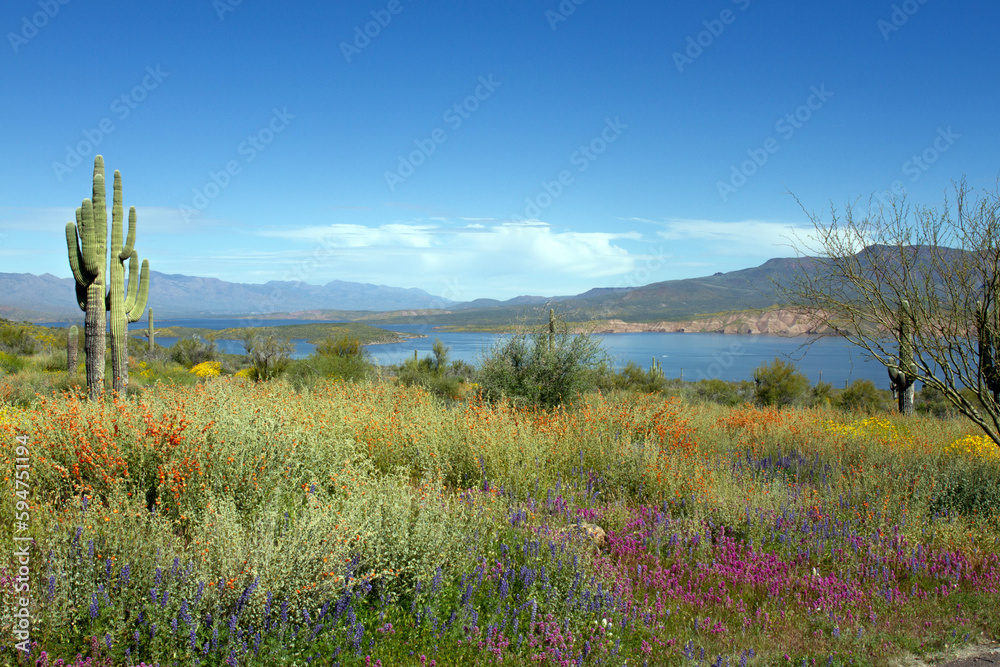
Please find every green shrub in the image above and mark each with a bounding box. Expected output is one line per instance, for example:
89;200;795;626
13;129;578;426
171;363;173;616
836;379;890;413
169;335;218;367
691;378;754;406
0;351;25;375
751;357;810;408
314;335;364;358
241;329;293;381
476;330;607;409
605;360;671;394
0;324;38;356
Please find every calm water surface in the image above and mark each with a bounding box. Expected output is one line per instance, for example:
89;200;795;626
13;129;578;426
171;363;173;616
45;319;888;388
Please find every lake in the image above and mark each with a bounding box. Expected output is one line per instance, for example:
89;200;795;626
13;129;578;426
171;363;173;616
44;318;889;388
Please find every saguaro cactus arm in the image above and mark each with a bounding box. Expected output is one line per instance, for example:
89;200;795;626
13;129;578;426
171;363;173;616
124;254;150;321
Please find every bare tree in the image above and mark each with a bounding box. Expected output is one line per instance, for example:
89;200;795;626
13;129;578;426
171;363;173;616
782;179;1000;445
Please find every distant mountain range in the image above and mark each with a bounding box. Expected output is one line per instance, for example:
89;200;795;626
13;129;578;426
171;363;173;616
0;272;457;321
1;246;957;326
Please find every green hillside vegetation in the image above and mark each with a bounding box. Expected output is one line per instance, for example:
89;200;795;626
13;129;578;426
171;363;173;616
130;321;415;344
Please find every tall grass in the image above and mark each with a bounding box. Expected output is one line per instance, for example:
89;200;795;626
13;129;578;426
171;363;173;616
1;378;998;665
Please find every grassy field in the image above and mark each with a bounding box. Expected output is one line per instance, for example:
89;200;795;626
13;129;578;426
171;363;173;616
1;375;998;666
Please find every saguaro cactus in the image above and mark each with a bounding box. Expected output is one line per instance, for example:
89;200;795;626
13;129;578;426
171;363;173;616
67;325;78;373
65;157;108;400
548;308;556;352
106;170;150;395
887;300;916;415
147;308;154;352
976;301;1000;404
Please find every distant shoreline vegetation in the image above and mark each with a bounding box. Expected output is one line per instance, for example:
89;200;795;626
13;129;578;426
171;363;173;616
125;321;421;345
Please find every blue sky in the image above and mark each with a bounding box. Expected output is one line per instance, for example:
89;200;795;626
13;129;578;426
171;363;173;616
1;1;998;302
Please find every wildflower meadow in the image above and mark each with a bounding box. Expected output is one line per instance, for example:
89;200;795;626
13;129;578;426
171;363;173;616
1;378;999;666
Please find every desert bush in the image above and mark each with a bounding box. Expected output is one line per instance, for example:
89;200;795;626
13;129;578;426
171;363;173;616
602;360;671;394
752;357;810;408
241;329;293;381
0;324;38;356
169;335;218;368
836;378;890;413
690;377;754;406
476;330;606;409
314;334;364;358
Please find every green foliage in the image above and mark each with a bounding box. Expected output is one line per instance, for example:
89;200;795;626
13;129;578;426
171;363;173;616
917;384;961;418
0;324;38;356
929;459;1000;521
602;360;672;394
691;378;754;406
752;357;810;408
431;337;449;373
169;335;218;368
810;380;834;408
476;330;607;409
0;351;25;375
836;379;890;413
314;334;364;358
241;329;294;381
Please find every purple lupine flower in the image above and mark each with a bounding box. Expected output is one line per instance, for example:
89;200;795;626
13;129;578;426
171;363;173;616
179;599;192;625
47;574;55;601
236;578;258;613
161;588;170;608
171;616;179;635
281;598;289;625
104;634;112;651
189;625;198;652
151;588;159;604
154;567;163;587
119;563;131;589
172;556;180;579
195;580;205;604
253;631;262;655
104;558;113;580
212;623;219;649
228;614;238;636
89;593;99;620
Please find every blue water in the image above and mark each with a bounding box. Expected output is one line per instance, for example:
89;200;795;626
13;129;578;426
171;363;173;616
43;319;887;388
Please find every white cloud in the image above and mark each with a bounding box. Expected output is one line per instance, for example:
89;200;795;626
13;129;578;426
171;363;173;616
655;218;813;257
